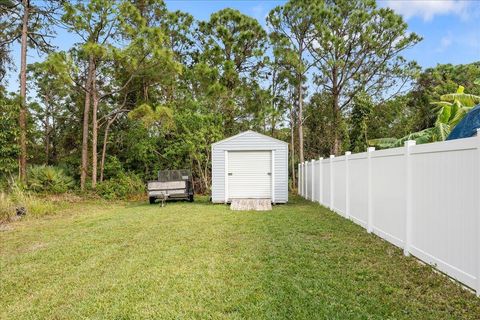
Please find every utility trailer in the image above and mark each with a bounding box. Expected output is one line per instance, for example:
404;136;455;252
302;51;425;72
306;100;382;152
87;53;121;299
147;170;194;204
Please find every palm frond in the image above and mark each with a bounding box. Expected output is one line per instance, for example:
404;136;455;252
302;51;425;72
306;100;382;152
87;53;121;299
434;122;451;141
440;93;480;107
449;106;471;127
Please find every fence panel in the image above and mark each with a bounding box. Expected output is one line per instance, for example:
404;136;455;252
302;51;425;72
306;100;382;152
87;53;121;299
313;160;321;203
333;157;346;216
321;160;331;208
349;154;368;227
410;139;478;289
305;161;312;199
371;148;406;248
297;134;480;294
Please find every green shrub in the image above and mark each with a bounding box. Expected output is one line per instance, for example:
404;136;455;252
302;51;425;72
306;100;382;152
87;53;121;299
28;165;74;194
96;172;144;200
103;155;124;179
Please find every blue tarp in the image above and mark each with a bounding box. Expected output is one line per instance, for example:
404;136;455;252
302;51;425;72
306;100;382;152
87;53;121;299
447;104;480;140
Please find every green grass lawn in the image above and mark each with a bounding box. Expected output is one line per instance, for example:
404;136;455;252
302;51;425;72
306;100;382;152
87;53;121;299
1;196;479;319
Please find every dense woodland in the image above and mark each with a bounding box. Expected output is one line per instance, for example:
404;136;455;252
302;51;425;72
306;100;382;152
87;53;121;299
1;0;480;197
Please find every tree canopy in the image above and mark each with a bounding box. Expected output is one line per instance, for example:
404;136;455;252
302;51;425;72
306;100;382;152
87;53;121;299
0;0;478;194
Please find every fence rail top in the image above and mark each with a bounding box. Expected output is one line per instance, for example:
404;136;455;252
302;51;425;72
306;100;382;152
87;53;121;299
301;135;478;163
371;147;404;158
411;136;476;155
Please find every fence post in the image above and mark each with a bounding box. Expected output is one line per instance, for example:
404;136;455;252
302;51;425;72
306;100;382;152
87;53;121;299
404;140;416;256
307;161;311;199
305;161;309;200
303;162;306;197
345;151;351;219
367;147;375;233
299;163;302;197
476;129;480;296
310;159;315;201
329;155;335;211
297;163;300;195
319;157;323;204
299;162;302;197
304;161;307;198
301;162;304;197
302;162;305;197
311;159;315;201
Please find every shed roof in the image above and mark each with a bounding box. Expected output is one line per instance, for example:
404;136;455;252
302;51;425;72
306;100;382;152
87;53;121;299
212;130;288;147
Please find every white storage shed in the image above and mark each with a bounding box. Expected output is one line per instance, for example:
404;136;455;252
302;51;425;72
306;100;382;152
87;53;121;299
211;130;288;204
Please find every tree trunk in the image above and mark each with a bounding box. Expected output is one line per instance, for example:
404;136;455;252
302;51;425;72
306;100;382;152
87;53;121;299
100;115;116;182
195;159;208;194
297;77;304;163
332;93;340;155
332;67;340;156
290;108;296;190
271;116;276;138
44;108;50;165
80;55;95;190
297;44;304;163
19;0;29;182
270;68;276;138
91;74;99;188
51;118;57;163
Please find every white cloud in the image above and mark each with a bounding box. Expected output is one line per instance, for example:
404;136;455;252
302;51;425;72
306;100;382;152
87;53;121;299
435;30;480;53
437;31;453;51
384;0;471;21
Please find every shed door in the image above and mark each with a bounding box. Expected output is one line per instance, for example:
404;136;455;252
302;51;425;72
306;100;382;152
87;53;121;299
228;151;271;199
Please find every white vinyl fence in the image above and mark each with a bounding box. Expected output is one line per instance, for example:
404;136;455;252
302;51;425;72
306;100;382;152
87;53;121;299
298;133;480;295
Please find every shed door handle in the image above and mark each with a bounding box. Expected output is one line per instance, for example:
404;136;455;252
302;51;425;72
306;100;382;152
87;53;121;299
267;172;271;175
228;173;233;176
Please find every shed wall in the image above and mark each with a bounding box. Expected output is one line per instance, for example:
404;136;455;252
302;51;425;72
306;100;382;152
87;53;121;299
211;131;288;203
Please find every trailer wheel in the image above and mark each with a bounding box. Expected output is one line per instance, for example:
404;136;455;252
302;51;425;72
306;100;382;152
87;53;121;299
149;197;156;204
189;195;194;202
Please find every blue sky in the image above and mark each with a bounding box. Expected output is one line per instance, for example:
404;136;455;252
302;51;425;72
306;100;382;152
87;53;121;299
5;0;480;93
